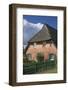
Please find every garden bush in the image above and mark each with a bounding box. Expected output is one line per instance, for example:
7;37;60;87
37;52;44;62
23;59;57;74
23;62;36;74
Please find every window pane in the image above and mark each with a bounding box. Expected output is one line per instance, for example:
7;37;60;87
27;54;32;60
49;54;56;61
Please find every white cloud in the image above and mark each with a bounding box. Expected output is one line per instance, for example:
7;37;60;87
23;19;44;45
23;19;28;26
23;19;43;31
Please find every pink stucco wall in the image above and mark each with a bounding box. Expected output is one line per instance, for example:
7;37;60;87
26;43;57;61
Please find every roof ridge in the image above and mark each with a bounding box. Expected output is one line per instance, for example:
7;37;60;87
28;24;56;43
28;24;45;43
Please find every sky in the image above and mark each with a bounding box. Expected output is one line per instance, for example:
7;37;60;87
23;15;57;47
23;15;57;29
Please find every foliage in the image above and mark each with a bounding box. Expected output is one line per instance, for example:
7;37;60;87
23;54;29;63
23;62;36;74
37;52;44;62
23;52;57;74
23;60;57;74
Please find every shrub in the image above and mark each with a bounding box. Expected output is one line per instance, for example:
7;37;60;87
23;62;36;74
23;53;29;63
37;52;44;62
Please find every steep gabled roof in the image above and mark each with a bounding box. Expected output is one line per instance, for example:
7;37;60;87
46;24;57;47
28;24;57;46
28;25;51;43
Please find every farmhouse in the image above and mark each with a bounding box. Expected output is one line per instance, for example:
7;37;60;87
25;24;57;62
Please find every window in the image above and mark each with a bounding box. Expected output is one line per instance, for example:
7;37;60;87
43;42;46;46
48;54;56;61
27;54;32;61
50;40;53;46
33;43;36;48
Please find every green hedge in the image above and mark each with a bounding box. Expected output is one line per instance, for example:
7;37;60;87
23;60;57;74
37;53;44;62
23;62;36;74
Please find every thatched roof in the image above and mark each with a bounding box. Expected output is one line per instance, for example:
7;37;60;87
28;24;57;46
